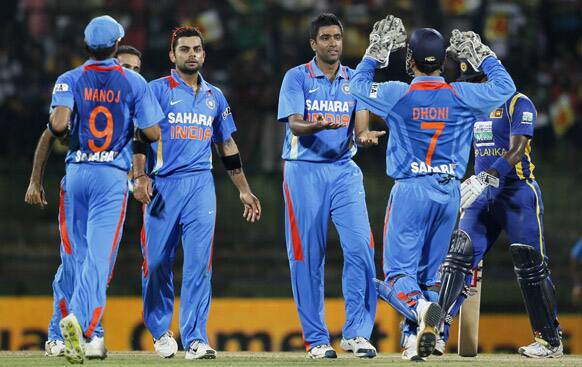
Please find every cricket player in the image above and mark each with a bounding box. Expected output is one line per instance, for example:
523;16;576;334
25;42;149;360
134;26;261;360
116;45;142;73
437;60;563;358
44;16;163;364
277;13;381;359
350;16;515;360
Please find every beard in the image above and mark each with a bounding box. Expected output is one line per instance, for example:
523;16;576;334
177;61;202;74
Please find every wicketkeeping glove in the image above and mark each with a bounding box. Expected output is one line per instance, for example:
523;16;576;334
447;29;496;71
460;171;500;209
365;15;406;68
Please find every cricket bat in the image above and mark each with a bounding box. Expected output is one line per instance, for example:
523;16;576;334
458;260;483;357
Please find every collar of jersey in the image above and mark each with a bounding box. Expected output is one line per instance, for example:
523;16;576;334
83;58;120;67
410;75;445;84
170;69;210;93
309;57;347;80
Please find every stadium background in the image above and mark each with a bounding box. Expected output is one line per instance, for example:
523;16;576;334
0;0;581;355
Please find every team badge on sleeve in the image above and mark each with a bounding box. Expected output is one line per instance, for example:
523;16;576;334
221;106;231;120
53;83;69;94
369;83;379;99
521;112;533;124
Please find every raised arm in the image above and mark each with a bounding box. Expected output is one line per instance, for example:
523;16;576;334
214;137;261;223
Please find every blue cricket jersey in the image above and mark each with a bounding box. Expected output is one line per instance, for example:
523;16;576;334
147;70;237;176
50;58;163;172
277;58;369;163
350;56;516;180
473;92;537;181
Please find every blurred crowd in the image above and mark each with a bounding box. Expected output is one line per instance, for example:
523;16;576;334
1;0;581;170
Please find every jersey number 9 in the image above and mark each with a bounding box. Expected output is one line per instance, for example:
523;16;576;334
88;106;114;152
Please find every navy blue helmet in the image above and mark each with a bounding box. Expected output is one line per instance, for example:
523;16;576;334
406;28;446;76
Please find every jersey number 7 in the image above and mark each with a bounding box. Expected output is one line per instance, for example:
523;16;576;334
420;121;444;166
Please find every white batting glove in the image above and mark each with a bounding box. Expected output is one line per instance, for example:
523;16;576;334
447;29;496;71
365;15;406;68
460;171;499;209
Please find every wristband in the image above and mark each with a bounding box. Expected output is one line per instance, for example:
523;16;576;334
490;158;513;178
221;153;242;171
132;139;149;156
46;122;68;138
136;129;157;143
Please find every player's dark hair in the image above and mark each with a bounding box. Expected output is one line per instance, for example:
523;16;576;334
85;44;118;61
115;45;142;61
416;63;442;75
309;13;343;40
170;26;204;52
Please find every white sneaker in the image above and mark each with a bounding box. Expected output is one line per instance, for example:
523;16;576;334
85;335;107;359
185;340;216;360
340;337;376;358
518;340;563;358
154;331;178;358
307;344;337;359
401;333;424;361
44;339;65;357
415;300;442;358
59;314;85;364
433;337;446;356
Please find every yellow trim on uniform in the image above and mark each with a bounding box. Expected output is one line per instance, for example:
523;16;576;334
524;180;544;259
508;93;536;180
290;135;299;160
152;138;164;174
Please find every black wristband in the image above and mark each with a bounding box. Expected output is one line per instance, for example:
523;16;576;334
46;122;68;138
221;153;242;171
132;139;149;156
136;129;157;143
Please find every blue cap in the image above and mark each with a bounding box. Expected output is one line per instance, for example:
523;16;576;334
408;28;446;66
84;15;124;49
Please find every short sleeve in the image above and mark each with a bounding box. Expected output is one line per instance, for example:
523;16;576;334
133;76;164;129
277;68;305;122
212;89;237;143
50;73;75;112
509;95;536;137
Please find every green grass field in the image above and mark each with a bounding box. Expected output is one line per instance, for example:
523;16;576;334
1;352;582;367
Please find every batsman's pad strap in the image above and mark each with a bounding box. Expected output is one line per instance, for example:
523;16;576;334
438;230;474;316
221;153;242;171
510;243;561;348
46;122;68;138
132;139;149;156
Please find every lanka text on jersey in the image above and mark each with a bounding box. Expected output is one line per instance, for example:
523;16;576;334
147;70;236;176
277;58;370;162
50;58;163;171
349;56;516;180
473;92;537;181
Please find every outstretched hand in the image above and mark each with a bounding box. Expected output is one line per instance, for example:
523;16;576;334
357;130;386;147
447;29;496;71
365;15;407;68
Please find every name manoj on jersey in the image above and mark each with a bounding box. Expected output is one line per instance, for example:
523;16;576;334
83;88;121;103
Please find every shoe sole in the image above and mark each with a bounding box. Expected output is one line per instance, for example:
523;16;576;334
59;317;85;364
308;351;337;359
518;348;563;359
85;350;107;360
186;351;217;360
417;303;442;358
340;340;376;359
